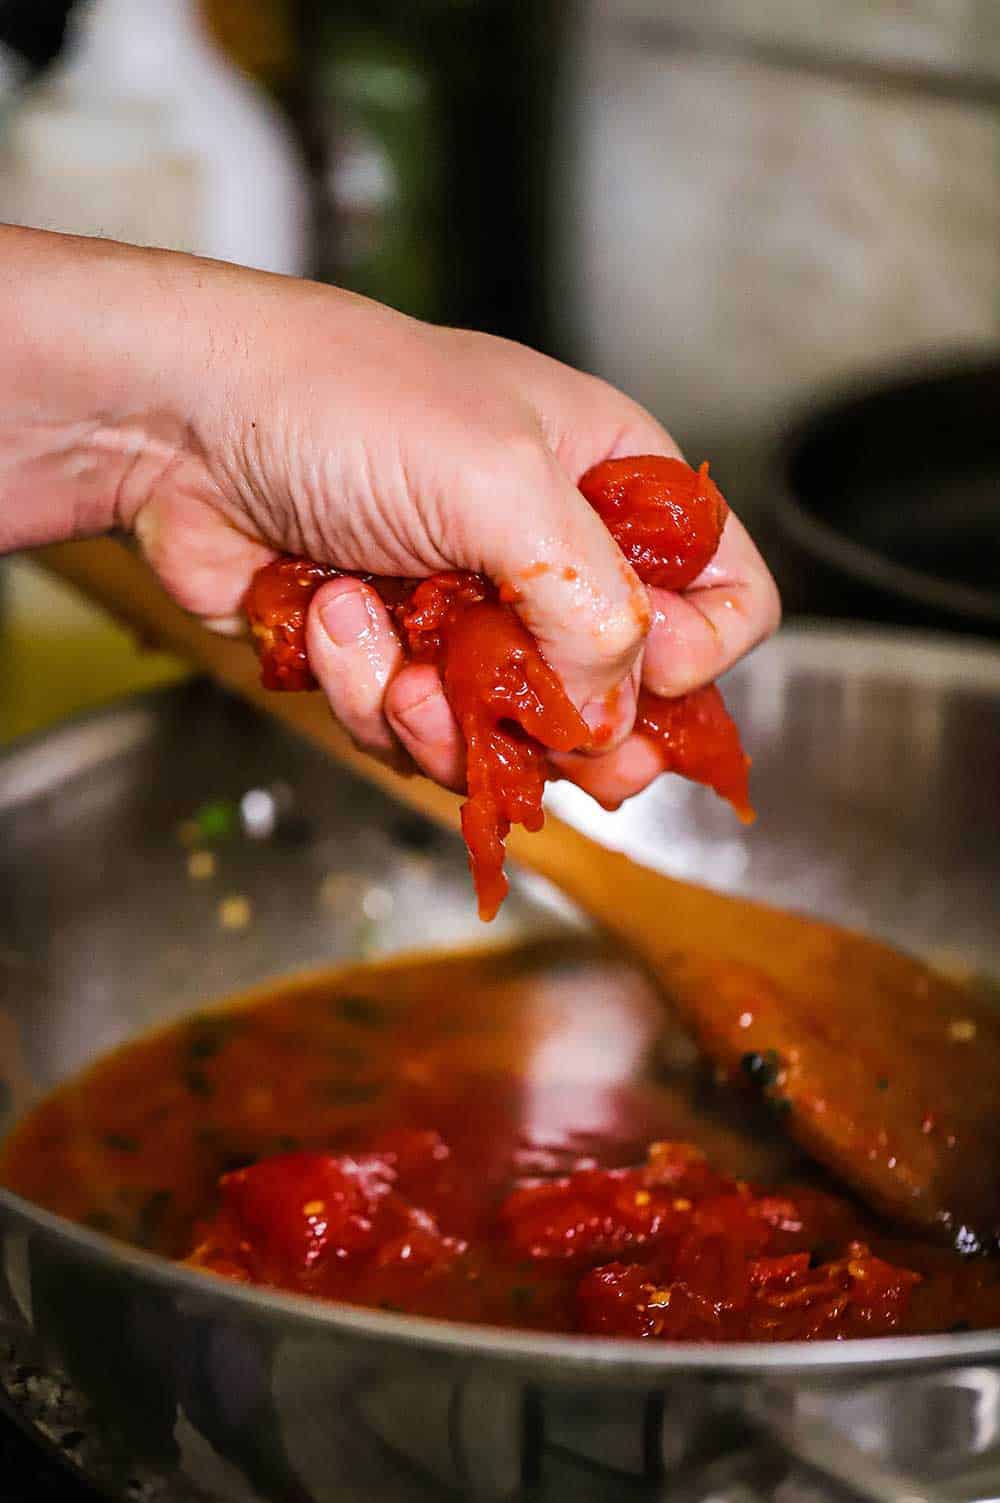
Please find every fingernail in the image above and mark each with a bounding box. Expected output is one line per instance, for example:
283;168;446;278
202;614;247;638
581;680;636;749
320;587;372;647
582;699;615;746
392;687;451;746
132;502;160;553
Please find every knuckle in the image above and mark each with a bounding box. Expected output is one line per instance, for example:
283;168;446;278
588;603;646;672
466;430;551;498
442;431;556;566
744;569;782;650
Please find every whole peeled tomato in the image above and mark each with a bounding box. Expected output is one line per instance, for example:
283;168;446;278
578;456;728;591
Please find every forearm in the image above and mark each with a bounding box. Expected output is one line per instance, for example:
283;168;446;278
0;226;249;552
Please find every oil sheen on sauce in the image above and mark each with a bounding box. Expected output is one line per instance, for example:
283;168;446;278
3;939;999;1341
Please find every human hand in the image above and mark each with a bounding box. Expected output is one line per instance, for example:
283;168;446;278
1;231;779;804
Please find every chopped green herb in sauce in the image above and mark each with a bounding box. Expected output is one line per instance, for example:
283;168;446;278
740;1049;783;1089
186;1032;224;1062
135;1189;172;1248
183;1067;215;1099
325;1042;365;1067
193;800;238;842
103;1133;139;1153
315;1080;382;1105
334;996;394;1029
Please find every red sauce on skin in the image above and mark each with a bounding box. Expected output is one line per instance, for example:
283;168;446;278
243;457;751;919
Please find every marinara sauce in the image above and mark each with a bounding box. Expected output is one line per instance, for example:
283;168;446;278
5;941;999;1342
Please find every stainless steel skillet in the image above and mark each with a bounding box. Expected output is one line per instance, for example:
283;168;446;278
1;621;998;1501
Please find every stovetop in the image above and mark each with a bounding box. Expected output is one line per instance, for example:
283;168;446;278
0;1386;866;1503
0;1328;203;1503
0;1405;102;1502
2;1319;983;1503
0;1400;850;1503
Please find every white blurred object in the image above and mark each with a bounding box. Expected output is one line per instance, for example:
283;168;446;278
0;0;308;274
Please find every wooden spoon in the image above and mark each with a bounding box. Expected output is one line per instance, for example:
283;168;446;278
38;537;1000;1246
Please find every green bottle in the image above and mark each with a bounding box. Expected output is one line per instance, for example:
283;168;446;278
306;0;559;345
312;8;444;322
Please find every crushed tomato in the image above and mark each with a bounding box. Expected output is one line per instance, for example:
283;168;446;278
187;1135;936;1342
242;456;752;919
8;936;999;1345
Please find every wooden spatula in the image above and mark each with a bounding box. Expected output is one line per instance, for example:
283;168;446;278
38;537;1000;1246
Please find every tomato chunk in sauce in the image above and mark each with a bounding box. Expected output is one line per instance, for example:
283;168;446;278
243;457;752;919
185;1135;961;1341
5;941;999;1343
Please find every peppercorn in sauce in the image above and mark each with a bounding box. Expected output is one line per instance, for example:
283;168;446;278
4;941;1000;1341
243;457;753;919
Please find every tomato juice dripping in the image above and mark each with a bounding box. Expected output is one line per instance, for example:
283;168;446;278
243;457;752;919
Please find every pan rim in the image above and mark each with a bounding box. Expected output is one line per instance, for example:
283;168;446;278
3;1183;1000;1379
2;629;999;1379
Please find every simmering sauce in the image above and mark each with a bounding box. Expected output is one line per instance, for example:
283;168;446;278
4;940;999;1341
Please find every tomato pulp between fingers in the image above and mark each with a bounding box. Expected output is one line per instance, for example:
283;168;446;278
243;456;753;919
244;557;338;691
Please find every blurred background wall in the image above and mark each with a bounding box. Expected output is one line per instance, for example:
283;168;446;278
556;2;1000;510
0;0;997;737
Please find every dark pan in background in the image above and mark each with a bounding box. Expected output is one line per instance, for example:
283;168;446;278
773;357;1000;639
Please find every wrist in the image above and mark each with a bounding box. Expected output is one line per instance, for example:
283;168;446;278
0;228;246;550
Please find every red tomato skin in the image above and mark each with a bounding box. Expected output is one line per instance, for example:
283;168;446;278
243;457;751;918
577;456;728;590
